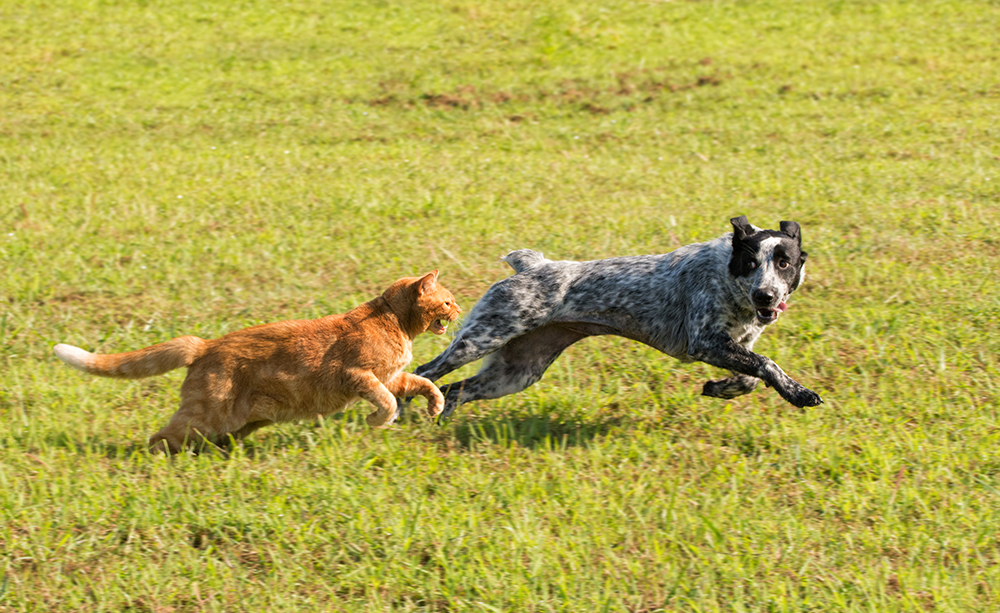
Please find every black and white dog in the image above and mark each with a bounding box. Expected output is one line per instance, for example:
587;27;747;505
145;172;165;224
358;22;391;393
414;216;822;419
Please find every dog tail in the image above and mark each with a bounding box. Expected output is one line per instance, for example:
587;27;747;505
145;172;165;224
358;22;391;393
54;336;209;379
502;249;548;273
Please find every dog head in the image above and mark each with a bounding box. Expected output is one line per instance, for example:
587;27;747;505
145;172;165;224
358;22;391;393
728;216;808;325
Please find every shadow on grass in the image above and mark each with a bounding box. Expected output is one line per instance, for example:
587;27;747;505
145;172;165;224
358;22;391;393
25;403;657;458
21;432;152;459
30;431;238;460
443;404;647;450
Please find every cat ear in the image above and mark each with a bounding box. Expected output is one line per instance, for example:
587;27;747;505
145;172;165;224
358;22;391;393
417;270;439;295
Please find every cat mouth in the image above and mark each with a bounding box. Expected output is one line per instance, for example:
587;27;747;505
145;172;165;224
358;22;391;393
431;319;448;335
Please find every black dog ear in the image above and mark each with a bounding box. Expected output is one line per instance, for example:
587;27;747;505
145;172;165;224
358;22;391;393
730;216;755;241
779;221;801;244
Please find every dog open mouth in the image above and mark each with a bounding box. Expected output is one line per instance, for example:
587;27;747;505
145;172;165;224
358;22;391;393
756;301;788;324
431;318;449;335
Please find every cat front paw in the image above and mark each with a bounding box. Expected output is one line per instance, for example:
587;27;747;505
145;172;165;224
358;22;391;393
393;397;411;421
366;408;396;428
426;389;444;418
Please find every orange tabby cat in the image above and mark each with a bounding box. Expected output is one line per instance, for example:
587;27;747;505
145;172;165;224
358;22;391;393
53;271;461;453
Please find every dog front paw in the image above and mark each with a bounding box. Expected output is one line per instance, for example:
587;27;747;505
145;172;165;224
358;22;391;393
780;384;823;408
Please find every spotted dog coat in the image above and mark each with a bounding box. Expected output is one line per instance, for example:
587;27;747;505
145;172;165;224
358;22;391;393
414;217;823;419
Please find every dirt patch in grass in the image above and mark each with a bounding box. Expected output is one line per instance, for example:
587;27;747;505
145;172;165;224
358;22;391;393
363;66;728;113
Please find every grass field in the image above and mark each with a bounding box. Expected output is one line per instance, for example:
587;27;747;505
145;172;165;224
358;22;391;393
2;0;1000;610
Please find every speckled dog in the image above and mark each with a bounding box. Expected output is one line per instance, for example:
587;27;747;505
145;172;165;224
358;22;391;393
415;216;823;419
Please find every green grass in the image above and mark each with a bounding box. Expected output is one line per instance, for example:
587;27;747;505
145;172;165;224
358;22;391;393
2;0;1000;610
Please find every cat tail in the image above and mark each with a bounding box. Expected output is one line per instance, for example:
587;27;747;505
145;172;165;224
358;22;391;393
53;336;209;379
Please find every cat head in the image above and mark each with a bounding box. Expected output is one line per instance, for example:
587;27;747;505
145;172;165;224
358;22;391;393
383;270;461;338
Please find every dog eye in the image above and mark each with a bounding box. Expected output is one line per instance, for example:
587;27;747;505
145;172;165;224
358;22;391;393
748;261;757;269
777;260;790;269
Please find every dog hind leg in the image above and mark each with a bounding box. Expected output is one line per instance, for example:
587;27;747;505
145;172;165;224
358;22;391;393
415;279;561;382
436;324;588;420
414;333;505;383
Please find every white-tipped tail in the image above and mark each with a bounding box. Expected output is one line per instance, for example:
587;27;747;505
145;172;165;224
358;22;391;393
54;343;94;372
52;335;208;379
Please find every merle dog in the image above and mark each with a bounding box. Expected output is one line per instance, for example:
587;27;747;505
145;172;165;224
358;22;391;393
414;216;822;419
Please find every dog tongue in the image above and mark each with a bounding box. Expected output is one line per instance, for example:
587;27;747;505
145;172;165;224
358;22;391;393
777;302;788;313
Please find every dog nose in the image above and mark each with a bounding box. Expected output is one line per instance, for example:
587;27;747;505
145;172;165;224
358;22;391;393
752;289;774;305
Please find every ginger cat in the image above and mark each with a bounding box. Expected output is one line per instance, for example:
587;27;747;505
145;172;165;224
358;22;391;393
53;271;461;453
